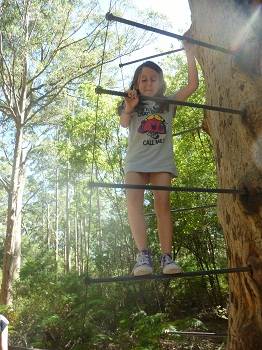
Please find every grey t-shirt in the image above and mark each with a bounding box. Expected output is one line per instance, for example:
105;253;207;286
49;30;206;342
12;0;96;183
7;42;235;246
124;99;177;177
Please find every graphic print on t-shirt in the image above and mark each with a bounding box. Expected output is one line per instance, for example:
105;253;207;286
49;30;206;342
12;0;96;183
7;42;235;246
138;114;166;140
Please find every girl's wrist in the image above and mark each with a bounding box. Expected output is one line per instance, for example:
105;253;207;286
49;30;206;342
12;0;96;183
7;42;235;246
123;109;133;114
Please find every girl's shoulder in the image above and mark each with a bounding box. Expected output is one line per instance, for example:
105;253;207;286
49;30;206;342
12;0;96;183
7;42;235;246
165;92;178;100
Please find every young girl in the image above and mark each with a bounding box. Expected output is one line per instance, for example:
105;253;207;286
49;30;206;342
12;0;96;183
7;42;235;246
120;37;199;276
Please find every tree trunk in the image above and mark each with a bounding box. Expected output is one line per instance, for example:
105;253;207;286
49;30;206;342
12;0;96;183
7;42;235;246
55;167;59;263
79;219;84;274
1;126;25;304
189;1;262;349
55;129;60;265
65;161;71;273
74;215;78;272
46;203;51;248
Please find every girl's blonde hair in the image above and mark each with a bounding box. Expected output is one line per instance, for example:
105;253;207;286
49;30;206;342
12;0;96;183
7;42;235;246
130;60;166;96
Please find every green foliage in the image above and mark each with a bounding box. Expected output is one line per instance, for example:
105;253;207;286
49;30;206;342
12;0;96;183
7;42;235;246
10;249;227;349
164;316;207;332
129;311;166;348
13;261;94;348
0;4;229;349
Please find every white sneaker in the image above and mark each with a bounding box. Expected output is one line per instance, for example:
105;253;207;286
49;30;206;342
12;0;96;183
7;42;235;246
161;254;182;274
133;250;153;276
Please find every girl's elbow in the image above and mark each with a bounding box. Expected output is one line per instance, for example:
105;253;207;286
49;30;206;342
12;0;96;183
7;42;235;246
191;80;199;92
120;120;129;128
194;82;199;91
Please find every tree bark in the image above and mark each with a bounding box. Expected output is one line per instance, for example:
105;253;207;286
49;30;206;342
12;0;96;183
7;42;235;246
55;167;59;264
46;203;51;248
189;1;262;349
74;215;78;272
65;161;71;273
1;126;25;304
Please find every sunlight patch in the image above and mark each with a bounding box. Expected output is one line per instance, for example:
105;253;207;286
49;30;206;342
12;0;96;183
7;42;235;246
252;135;262;170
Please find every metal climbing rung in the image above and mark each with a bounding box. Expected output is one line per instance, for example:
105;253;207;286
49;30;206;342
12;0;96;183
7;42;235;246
9;347;50;350
106;13;232;55
96;86;245;116
89;181;246;194
167;330;227;338
85;266;251;284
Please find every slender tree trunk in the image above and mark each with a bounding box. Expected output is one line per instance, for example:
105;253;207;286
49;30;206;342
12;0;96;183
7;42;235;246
42;205;45;234
83;216;87;272
206;230;224;304
1;126;25;304
46;204;51;248
77;218;81;275
96;187;103;254
55;128;60;266
65;161;71;273
189;1;262;349
55;167;59;263
74;215;78;271
79;219;84;274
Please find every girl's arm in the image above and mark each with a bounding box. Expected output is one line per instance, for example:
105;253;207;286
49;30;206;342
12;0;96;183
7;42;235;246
120;108;133;128
120;89;139;128
171;33;199;102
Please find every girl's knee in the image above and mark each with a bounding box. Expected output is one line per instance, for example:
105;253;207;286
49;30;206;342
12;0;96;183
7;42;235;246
127;189;143;201
154;194;170;213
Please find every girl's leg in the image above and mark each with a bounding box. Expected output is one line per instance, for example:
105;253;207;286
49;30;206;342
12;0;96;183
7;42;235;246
125;171;149;251
150;172;182;273
125;172;152;275
150;172;173;254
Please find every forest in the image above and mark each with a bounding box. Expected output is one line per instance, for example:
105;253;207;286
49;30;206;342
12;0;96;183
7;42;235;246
0;1;261;350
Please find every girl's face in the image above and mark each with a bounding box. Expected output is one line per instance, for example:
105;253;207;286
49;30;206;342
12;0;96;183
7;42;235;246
136;67;162;97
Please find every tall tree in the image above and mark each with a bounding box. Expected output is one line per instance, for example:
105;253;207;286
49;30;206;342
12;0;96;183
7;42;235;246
0;0;158;303
189;1;262;349
0;0;109;304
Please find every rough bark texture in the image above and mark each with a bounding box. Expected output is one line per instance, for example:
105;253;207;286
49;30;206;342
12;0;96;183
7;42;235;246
189;1;262;349
1;127;25;304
